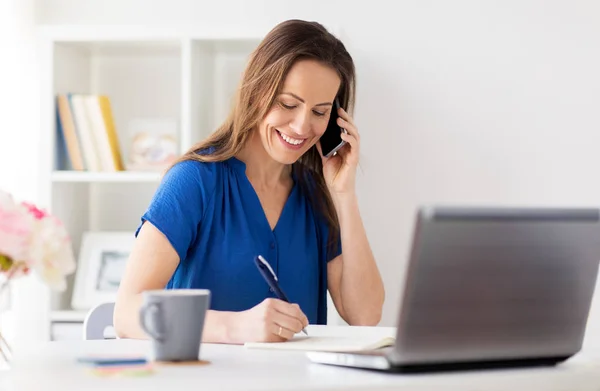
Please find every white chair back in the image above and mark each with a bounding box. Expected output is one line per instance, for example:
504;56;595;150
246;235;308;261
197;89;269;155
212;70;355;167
83;302;115;340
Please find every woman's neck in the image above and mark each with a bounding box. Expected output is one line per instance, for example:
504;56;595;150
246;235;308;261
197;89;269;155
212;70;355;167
235;132;291;190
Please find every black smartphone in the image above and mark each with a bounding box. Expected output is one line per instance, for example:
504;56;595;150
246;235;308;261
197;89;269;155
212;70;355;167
319;98;348;158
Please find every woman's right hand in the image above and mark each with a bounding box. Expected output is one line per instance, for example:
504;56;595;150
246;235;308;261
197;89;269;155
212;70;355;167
228;298;309;343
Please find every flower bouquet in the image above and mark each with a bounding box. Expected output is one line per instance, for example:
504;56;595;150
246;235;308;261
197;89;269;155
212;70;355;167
0;190;76;363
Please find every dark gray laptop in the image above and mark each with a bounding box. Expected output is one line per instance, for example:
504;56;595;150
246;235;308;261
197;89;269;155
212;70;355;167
307;206;600;372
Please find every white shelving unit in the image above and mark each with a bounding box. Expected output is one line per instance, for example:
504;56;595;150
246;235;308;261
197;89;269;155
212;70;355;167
49;310;88;323
37;25;264;341
51;171;162;183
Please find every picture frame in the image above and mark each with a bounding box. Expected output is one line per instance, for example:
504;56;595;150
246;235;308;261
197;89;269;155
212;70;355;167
71;231;135;310
126;117;178;172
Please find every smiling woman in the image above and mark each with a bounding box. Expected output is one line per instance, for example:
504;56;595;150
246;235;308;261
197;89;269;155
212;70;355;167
257;61;340;160
114;19;385;344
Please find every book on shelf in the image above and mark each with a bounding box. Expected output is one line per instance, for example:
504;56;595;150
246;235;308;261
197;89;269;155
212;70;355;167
55;93;125;172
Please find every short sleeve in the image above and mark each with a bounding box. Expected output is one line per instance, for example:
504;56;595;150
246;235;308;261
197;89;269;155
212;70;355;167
136;160;216;261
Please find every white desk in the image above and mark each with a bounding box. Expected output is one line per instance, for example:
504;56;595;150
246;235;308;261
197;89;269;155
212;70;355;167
5;325;600;391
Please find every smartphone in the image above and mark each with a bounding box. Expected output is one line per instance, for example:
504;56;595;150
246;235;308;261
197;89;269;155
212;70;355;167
319;98;348;158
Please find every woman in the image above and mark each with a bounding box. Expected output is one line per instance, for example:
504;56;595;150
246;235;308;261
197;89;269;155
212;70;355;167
114;19;385;344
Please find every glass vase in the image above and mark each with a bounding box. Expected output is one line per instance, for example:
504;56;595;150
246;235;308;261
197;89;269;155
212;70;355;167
0;280;11;370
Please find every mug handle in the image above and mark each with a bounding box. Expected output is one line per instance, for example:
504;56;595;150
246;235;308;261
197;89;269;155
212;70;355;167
139;302;165;341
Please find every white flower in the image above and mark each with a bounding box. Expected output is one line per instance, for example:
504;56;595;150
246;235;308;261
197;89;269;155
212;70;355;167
27;215;76;291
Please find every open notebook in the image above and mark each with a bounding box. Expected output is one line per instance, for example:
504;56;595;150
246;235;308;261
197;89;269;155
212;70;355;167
244;335;396;353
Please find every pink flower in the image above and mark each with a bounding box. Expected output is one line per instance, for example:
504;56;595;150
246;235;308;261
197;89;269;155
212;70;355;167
0;190;75;291
0;192;34;264
21;202;49;221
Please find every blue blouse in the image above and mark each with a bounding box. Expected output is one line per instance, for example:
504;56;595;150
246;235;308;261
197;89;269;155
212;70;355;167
136;156;341;324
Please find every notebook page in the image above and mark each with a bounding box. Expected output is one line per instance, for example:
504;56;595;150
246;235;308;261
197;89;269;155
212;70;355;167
245;335;395;352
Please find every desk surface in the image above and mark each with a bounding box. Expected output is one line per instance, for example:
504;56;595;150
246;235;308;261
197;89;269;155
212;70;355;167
6;325;600;391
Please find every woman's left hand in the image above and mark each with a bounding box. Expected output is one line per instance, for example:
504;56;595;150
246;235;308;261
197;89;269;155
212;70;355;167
317;107;360;196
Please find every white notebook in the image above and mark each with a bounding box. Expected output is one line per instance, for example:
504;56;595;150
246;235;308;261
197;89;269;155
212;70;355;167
244;335;395;352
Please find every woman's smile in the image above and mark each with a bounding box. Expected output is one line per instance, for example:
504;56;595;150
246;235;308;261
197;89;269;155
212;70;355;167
275;128;307;150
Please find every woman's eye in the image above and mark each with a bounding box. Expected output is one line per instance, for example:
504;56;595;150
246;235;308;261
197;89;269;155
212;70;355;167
280;102;296;110
313;110;326;117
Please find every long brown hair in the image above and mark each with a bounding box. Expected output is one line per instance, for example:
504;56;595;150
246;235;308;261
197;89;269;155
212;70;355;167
172;19;356;256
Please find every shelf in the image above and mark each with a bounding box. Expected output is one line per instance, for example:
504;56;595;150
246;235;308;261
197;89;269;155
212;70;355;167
50;310;88;323
51;171;162;183
40;27;265;342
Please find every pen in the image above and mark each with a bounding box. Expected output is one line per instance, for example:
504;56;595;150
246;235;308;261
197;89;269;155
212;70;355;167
255;255;309;336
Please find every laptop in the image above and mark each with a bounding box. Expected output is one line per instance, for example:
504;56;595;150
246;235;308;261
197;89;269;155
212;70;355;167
307;206;600;372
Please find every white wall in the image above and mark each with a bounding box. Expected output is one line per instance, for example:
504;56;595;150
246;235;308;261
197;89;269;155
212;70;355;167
0;0;39;201
29;0;600;336
0;0;49;347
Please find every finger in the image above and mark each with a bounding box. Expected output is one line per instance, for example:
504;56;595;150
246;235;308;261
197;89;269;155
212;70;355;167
336;141;352;160
337;106;354;125
340;131;358;150
269;321;294;341
292;303;309;328
338;133;359;165
273;301;308;330
337;117;359;139
272;310;305;335
274;300;308;322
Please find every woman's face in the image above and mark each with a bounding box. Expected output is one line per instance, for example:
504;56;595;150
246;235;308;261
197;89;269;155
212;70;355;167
258;59;341;165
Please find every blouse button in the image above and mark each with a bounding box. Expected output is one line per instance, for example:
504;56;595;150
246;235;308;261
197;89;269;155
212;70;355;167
270;242;275;249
